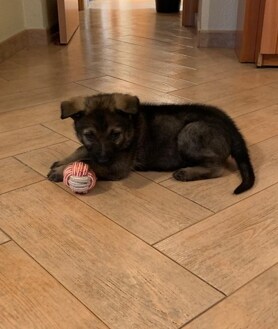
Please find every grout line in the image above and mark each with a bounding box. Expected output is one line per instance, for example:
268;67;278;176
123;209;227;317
7;239;111;329
0;179;46;197
154;181;278;246
7;139;72;160
152;245;226;297
178;298;225;328
178;261;278;328
0;239;12;246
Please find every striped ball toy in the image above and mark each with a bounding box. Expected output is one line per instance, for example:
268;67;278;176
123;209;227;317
63;162;97;194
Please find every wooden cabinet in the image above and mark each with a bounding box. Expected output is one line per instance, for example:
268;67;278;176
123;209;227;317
236;0;278;66
57;0;79;44
258;0;278;66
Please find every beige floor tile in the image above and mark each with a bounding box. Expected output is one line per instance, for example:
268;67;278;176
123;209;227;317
170;70;277;102
0;182;223;329
183;264;278;329
106;41;198;68
236;104;278;145
0;125;67;159
42;119;78;141
171;62;253;84
76;76;191;103
77;173;212;243
156;184;278;295
162;136;278;212
10;141;213;243
137;171;172;183
0;157;44;194
16;141;80;177
112;35;190;52
170;79;244;102
0;242;108;329
0;101;60;133
0;230;10;244
0;83;94;113
0;67;104;97
95;59;195;92
209;84;278;118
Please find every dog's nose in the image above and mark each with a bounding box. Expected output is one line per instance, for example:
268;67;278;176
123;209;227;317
98;156;109;164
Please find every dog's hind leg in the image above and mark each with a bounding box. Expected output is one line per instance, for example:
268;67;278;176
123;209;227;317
173;165;224;181
175;121;229;182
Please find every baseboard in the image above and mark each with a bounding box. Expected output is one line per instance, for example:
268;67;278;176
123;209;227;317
0;31;27;63
0;26;59;63
198;30;236;48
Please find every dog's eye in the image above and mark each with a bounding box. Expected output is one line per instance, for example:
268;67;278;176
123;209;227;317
110;131;121;142
84;131;95;141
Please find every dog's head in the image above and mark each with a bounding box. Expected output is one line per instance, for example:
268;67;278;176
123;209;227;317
60;93;139;164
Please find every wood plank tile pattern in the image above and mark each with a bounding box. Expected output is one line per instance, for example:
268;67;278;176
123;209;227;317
14;143;213;243
0;0;277;327
235;104;278;145
0;83;94;113
43;119;79;141
0;101;60;133
0;182;223;329
0;230;10;244
182;264;278;329
16;140;80;177
156;184;278;295
209;84;278;118
77;173;212;244
76;76;191;103
0;125;67;159
0;242;109;329
0;157;44;194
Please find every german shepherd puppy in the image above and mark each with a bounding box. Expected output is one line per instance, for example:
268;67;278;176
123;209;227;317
47;93;255;194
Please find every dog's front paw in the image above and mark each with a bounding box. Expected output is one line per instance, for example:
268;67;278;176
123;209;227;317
50;161;62;169
47;167;64;182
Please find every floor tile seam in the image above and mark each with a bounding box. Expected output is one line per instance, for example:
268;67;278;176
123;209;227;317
108;35;192;50
152;246;227;297
95;58;198;75
0;239;12;246
154;181;278;245
179;260;278;328
0;179;46;197
2;238;111;329
167;73;278;95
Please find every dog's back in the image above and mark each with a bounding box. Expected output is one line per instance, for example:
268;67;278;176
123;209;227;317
135;102;255;194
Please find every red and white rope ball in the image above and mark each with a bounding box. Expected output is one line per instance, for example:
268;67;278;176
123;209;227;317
63;162;97;194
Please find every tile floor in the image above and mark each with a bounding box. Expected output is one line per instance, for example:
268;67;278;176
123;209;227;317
0;1;277;328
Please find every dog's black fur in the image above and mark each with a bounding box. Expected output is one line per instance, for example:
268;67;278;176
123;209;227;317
48;93;255;194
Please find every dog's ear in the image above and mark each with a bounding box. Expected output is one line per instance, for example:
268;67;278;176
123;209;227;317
114;94;139;114
60;96;86;120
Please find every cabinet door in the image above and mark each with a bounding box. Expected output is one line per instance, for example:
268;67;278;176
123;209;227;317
260;0;278;54
257;0;278;66
235;0;262;62
57;0;79;44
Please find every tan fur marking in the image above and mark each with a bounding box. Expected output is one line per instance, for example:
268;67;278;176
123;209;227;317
113;93;139;114
71;96;86;112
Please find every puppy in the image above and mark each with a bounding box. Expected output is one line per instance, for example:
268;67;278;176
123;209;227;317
48;93;255;194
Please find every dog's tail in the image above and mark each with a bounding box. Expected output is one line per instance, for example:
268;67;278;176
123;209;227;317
230;131;255;194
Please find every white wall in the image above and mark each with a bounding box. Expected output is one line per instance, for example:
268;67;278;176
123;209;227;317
199;0;239;31
23;0;58;29
0;0;58;42
0;0;25;42
22;0;44;29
